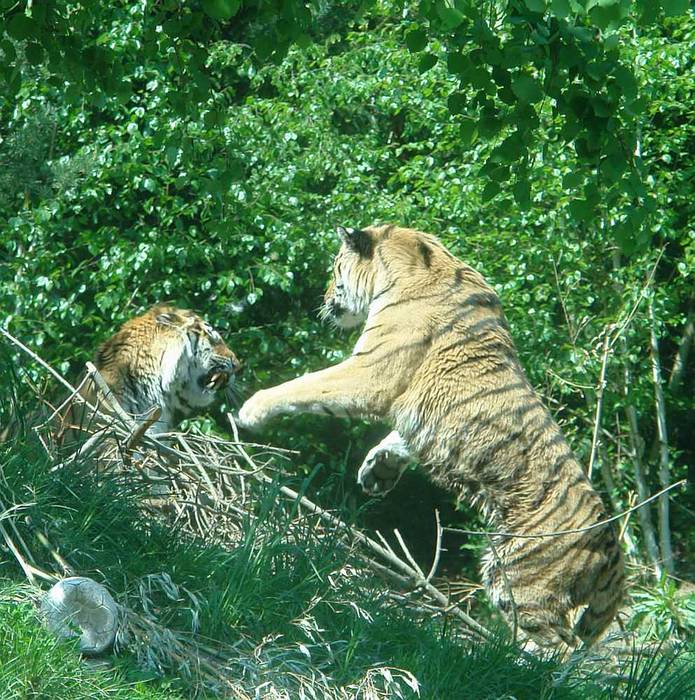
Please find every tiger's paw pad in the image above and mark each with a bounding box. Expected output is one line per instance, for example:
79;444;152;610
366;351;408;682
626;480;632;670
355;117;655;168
357;446;409;496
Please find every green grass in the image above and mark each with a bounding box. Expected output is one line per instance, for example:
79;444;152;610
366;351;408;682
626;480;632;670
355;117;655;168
1;361;694;699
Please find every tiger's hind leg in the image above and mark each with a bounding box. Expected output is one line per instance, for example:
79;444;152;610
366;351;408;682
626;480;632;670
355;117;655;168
574;595;622;646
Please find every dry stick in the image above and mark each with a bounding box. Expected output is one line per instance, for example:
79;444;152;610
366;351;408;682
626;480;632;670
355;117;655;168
0;331;141;465
443;480;685;540
35;371;93;429
56;427;111;468
619;492;638;544
648;299;675;575
425;509;443;584
177;434;219;499
84;361;135;430
587;332;611;481
125;406;162;455
392;529;426;579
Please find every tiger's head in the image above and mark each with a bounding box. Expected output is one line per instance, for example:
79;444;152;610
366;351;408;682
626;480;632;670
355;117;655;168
152;306;241;413
322;226;378;329
322;225;450;329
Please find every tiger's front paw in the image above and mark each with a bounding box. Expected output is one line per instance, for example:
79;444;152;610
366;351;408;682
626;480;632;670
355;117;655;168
357;439;410;496
237;390;274;432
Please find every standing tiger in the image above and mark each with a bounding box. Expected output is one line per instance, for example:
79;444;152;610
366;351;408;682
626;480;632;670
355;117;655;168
61;305;240;443
238;224;624;652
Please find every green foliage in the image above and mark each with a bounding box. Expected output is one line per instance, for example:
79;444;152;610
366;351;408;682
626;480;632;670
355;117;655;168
630;578;695;640
396;0;694;249
1;0;693;571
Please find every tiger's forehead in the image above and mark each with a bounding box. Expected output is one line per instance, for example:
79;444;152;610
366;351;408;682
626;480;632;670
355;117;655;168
153;306;224;342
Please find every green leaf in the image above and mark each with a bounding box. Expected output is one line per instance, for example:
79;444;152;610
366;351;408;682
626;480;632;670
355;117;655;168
612;65;638;100
459;120;478;146
6;14;35;41
513;180;532;208
568;25;595;43
661;0;689;16
614;222;637;255
418;53;438;73
295;33;312;50
562;171;583;190
482;181;500;202
436;5;466;29
447;92;467;114
603;32;620;51
489;165;511;182
511;75;543;103
201;0;240;22
165;145;179;167
550;0;572;17
524;0;546;11
569;198;596;222
1;39;17;63
142;177;157;192
447;51;468;74
495;133;526;161
25;42;43;66
589;1;629;31
405;28;428;52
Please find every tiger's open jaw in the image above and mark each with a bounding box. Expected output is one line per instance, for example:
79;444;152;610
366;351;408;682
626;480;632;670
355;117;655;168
204;371;230;392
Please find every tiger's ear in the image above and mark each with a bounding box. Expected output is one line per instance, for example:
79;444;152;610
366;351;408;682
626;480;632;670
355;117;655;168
156;311;182;326
337;226;373;258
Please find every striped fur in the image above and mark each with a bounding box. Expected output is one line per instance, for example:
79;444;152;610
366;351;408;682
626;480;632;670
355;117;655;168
238;225;624;651
63;305;240;441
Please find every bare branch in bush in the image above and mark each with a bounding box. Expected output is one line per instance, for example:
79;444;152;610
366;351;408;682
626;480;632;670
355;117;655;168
648;299;675;575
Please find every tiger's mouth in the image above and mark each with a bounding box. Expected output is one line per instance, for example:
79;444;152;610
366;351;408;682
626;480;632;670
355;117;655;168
204;371;230;392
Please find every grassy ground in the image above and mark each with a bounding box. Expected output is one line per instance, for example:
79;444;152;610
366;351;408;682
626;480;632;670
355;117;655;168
1;364;694;699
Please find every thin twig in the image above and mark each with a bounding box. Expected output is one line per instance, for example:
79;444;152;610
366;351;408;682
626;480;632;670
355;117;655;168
425;510;443;584
393;529;426;580
587;332;611;480
125;406;162;455
444;480;686;540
